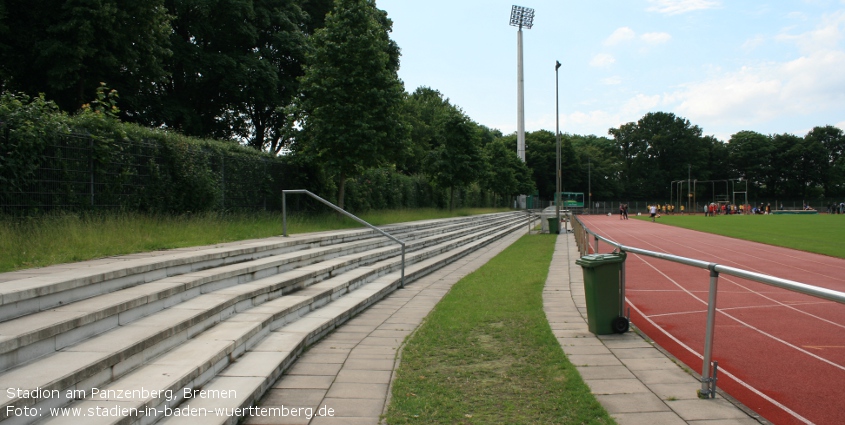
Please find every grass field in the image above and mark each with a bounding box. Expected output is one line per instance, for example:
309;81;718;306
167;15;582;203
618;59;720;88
637;214;845;259
384;234;615;425
0;208;509;273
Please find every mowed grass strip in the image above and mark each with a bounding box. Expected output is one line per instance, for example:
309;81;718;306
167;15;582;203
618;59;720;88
385;234;615;425
640;214;845;259
0;208;509;273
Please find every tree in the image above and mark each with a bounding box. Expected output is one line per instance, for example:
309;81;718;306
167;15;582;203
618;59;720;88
522;130;556;199
482;139;533;206
401;87;453;175
608;122;645;198
805;125;845;197
297;0;407;209
425;108;484;210
728;131;772;186
0;0;171;113
142;0;311;149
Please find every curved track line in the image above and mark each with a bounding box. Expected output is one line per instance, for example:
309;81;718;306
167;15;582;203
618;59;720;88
719;275;845;331
591;219;845;284
637;253;845;371
589;220;845;330
627;300;815;425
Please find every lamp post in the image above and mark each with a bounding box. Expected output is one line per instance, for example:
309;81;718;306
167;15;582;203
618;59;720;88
555;60;561;227
510;5;534;208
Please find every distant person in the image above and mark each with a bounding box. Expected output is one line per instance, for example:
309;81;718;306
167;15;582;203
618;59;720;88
650;205;657;222
623;204;629;220
619;203;625;220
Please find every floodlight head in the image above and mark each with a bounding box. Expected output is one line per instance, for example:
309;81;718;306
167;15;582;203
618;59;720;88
510;5;535;29
555;60;561;70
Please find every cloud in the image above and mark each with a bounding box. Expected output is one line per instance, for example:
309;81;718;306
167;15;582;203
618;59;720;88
670;10;845;127
590;54;616;67
670;49;845;129
604;27;672;48
646;0;720;15
640;32;673;45
602;76;622;85
604;27;636;46
776;10;845;54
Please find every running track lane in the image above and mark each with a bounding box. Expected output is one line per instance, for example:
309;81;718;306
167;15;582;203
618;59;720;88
578;215;845;425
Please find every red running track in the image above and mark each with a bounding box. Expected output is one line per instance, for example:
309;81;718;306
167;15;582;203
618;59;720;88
578;215;845;425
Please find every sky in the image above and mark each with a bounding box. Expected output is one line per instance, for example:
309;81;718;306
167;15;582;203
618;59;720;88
376;0;845;142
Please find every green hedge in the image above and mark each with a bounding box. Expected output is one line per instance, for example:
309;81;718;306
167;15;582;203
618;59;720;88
1;92;501;215
0;92;305;214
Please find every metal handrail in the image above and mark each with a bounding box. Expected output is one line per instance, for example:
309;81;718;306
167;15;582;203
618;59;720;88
572;215;845;399
282;189;406;288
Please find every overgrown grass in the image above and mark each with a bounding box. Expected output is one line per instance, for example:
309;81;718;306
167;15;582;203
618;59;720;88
384;234;615;425
638;214;845;259
0;208;509;273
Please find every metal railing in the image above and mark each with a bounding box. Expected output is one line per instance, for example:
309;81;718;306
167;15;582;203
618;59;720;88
571;216;845;399
282;190;406;288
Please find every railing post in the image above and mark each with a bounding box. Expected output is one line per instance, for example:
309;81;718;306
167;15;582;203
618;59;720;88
400;244;406;288
89;137;95;207
282;192;287;237
594;235;600;254
699;264;720;399
620;249;627;317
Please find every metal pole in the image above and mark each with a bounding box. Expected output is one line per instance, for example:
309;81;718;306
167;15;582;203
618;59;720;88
400;245;406;288
555;60;561;229
588;158;591;215
282;192;287;237
699;265;720;398
687;164;692;214
517;27;525;163
89;137;95;207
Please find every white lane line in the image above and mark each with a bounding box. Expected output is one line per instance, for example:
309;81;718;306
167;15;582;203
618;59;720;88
628;300;815;425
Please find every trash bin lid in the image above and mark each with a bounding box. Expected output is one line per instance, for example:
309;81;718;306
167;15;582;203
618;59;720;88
575;252;626;267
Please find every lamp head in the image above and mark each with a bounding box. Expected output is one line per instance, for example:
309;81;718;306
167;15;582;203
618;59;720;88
510;5;535;29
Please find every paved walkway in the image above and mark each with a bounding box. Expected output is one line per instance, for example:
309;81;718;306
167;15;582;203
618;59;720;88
246;229;765;425
545;232;765;425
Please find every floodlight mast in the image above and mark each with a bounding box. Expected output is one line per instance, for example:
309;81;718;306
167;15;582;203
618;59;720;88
510;5;534;165
510;5;534;208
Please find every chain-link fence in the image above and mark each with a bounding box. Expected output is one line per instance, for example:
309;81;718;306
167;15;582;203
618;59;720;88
0;128;295;214
580;200;845;216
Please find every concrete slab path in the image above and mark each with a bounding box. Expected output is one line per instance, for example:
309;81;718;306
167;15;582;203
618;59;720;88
246;229;765;425
545;231;766;425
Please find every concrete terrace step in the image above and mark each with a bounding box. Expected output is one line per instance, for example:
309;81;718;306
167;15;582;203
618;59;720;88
0;213;522;373
38;217;531;425
0;212;532;424
0;213;508;322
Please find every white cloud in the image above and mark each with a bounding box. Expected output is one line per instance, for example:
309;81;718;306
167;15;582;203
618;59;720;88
646;0;721;15
602;76;622;85
741;35;766;51
605;27;636;46
640;32;673;45
669;9;845;128
670;49;845;129
590;53;616;67
777;10;845;54
621;94;664;116
603;27;672;49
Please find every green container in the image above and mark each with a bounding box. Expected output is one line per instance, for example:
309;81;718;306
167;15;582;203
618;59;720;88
547;217;559;234
575;252;627;335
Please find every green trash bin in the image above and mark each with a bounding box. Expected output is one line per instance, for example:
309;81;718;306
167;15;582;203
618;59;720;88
547;217;559;234
575;252;629;335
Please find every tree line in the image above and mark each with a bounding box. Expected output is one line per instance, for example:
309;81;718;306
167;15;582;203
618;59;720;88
1;0;843;212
